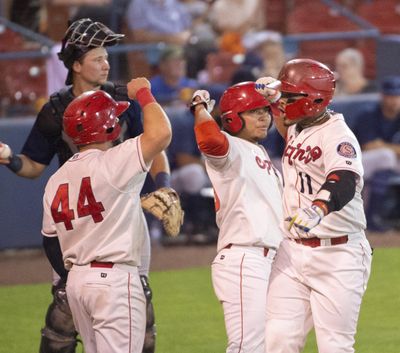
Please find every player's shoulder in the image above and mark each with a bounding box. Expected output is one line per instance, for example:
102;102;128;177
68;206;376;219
36;87;74;135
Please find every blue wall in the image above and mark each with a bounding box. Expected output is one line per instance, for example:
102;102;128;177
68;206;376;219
0;118;58;249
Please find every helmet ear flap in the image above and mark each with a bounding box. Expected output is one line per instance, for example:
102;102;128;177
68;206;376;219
221;112;245;135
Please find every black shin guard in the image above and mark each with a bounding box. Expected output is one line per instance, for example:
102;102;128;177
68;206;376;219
140;275;156;353
39;281;78;353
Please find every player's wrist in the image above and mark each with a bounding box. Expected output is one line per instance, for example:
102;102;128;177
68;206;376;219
311;201;328;217
136;87;156;108
6;154;23;173
154;171;171;189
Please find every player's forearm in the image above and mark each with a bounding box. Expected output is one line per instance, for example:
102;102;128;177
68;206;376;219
16;154;46;179
194;120;229;156
149;152;171;188
313;170;357;215
142;103;172;151
2;152;45;179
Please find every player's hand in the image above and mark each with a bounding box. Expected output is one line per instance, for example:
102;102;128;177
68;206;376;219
286;205;325;236
127;77;151;100
189;90;215;113
255;77;281;103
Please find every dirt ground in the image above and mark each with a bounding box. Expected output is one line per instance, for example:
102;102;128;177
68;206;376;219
1;230;399;286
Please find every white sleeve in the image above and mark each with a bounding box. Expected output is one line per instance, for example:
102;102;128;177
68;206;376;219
41;187;57;237
323;122;364;179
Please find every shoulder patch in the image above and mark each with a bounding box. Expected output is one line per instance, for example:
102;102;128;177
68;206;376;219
337;142;357;158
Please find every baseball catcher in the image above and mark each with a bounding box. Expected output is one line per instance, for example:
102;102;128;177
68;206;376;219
141;187;184;237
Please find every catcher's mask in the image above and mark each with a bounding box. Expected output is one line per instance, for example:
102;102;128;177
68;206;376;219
58;18;124;85
219;81;271;135
278;58;335;120
63;90;129;146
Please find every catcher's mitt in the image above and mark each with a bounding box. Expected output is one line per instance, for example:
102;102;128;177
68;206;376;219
141;187;184;237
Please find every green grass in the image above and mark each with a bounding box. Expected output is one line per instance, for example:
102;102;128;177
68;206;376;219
0;248;399;353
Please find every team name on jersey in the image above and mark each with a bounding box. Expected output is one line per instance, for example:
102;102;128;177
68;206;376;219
283;140;322;166
255;155;273;174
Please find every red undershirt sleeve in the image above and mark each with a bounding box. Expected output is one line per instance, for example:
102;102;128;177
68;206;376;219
194;120;229;156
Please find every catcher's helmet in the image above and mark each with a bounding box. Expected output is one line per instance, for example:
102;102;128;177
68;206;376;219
63;90;129;146
278;58;335;120
219;82;271;134
58;18;124;84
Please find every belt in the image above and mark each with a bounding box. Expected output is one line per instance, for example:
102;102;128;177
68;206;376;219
90;261;114;268
293;235;348;248
224;243;270;257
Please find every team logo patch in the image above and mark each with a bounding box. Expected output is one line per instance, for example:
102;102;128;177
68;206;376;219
337;142;357;158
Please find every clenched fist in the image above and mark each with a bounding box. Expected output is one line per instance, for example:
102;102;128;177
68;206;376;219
127;77;151;100
190;90;216;113
255;77;281;103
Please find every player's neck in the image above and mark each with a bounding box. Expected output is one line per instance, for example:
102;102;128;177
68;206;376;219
79;142;112;152
297;110;330;132
72;80;102;97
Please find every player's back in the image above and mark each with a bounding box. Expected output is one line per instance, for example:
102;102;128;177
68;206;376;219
42;138;148;269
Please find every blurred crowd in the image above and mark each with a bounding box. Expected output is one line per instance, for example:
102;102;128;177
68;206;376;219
1;0;400;242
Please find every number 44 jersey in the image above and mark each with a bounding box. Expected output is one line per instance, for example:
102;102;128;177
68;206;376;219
282;113;366;239
42;137;149;269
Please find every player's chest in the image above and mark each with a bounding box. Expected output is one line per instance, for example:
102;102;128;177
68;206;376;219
282;133;323;170
240;145;277;181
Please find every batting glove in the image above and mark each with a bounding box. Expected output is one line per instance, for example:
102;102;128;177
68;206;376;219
286;205;325;235
190;90;215;113
255;77;281;103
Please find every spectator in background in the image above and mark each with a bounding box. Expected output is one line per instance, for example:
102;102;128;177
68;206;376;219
334;48;377;96
183;0;219;79
125;0;192;77
352;76;400;230
167;108;218;244
242;30;287;79
150;45;199;108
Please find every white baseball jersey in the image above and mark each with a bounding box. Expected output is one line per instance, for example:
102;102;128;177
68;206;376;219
42;136;150;269
282;113;366;238
203;132;283;252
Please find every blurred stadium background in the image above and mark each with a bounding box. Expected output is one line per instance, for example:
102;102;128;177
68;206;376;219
1;0;400;249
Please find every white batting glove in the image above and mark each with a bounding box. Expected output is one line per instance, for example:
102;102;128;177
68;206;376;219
190;90;215;113
255;77;281;103
286;205;325;236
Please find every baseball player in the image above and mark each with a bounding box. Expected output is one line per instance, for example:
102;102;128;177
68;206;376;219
0;19;167;353
190;82;283;352
256;59;373;353
42;79;171;353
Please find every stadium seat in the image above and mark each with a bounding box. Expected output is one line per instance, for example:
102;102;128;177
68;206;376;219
356;0;400;34
286;1;360;69
0;29;47;117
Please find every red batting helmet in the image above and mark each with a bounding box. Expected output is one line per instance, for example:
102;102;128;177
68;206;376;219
278;58;335;120
219;82;270;134
63;90;129;145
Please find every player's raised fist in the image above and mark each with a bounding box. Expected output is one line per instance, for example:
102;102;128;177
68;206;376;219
255;77;281;103
190;89;215;113
127;77;151;99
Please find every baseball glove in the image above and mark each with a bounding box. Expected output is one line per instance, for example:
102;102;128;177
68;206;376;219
141;187;184;237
